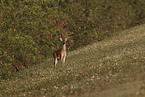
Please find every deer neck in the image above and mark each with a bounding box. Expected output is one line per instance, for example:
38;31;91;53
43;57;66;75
62;44;66;51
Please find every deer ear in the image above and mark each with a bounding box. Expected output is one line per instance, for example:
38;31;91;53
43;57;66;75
65;38;68;41
60;38;63;41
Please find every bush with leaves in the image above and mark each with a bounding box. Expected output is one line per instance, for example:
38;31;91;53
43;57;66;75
0;49;13;79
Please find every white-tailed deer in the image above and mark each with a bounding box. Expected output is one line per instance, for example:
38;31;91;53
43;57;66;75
53;37;68;69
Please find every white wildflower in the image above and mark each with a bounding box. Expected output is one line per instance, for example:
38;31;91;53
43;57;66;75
54;86;58;89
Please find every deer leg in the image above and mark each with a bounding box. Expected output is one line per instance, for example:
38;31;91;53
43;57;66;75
63;56;66;68
61;56;63;68
54;58;57;69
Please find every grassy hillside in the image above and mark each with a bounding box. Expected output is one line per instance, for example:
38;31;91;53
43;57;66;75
0;24;145;97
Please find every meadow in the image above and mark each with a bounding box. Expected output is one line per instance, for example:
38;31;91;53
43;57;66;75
0;24;145;97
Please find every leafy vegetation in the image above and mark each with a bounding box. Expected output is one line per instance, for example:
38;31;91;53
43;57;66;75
1;0;145;79
0;24;145;97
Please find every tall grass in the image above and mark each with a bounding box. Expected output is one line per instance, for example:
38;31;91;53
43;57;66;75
0;24;145;97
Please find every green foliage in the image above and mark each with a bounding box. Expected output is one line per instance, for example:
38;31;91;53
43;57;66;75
0;49;13;79
0;0;145;79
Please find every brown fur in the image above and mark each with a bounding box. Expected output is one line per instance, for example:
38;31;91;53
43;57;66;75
53;38;67;69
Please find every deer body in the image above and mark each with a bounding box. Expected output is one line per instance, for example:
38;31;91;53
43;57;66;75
53;38;67;69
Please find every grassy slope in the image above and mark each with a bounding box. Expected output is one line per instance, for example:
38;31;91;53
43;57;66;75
0;24;145;97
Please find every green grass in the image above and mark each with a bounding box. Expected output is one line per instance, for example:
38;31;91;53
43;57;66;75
0;24;145;97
